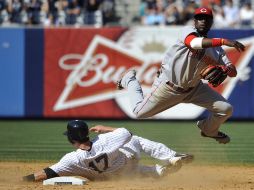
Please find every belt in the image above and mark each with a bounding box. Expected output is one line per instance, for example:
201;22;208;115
166;81;194;93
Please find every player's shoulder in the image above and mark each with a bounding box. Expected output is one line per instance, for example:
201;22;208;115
92;128;131;145
91;135;106;147
92;135;102;142
59;151;79;164
95;128;130;139
65;151;79;158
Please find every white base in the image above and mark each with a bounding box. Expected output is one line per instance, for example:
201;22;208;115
43;176;86;185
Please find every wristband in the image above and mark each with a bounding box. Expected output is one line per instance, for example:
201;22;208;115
44;168;59;179
212;38;223;47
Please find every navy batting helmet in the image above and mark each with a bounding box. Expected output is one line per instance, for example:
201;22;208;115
63;120;89;144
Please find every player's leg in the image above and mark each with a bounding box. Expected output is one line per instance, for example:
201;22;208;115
136;164;175;178
119;137;158;177
119;135;155;177
187;82;233;143
117;70;145;113
134;136;193;164
121;136;191;177
136;136;194;176
132;136;176;163
117;70;184;118
134;81;180;118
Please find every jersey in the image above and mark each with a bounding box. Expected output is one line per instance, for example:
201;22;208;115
50;128;132;180
161;25;231;89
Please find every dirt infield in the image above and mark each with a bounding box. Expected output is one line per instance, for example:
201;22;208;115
0;162;253;190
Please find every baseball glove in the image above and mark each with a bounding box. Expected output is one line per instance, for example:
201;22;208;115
200;65;227;87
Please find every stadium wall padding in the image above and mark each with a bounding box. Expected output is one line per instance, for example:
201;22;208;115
0;28;25;116
25;28;44;117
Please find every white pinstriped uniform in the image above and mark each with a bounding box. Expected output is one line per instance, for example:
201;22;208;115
50;128;176;180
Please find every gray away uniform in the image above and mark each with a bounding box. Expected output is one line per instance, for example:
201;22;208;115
122;25;233;137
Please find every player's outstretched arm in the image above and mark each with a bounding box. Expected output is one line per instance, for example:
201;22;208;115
185;34;245;52
23;168;59;182
202;38;245;52
89;125;117;133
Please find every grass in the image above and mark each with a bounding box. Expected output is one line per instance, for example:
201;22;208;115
0;120;253;165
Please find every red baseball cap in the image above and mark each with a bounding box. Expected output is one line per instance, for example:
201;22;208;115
194;7;213;18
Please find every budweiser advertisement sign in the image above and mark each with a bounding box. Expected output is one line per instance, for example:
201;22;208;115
44;27;254;119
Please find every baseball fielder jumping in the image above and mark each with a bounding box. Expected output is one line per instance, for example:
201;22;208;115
23;120;193;182
117;7;245;144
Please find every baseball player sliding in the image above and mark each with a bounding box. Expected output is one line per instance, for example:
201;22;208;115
23;120;193;182
117;7;245;144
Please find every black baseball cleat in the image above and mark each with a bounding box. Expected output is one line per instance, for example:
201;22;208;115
201;131;230;144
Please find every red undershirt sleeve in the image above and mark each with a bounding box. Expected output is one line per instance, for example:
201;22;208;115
184;34;198;48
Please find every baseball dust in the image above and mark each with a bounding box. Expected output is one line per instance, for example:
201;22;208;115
0;162;253;190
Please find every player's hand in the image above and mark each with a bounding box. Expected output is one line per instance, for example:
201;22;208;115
89;125;104;133
217;64;237;77
223;39;245;52
89;125;116;133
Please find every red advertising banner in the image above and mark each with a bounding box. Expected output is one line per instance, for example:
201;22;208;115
44;28;128;118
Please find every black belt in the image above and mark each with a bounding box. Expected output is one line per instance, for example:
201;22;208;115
166;81;194;93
